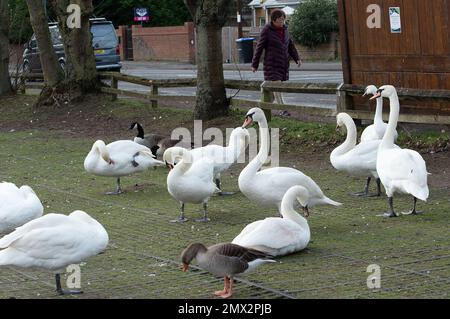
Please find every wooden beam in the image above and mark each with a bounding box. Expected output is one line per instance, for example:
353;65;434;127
230;98;336;117
261;81;340;94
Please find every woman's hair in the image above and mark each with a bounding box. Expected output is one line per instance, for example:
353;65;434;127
270;9;286;22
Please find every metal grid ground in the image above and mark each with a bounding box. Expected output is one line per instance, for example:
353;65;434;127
0;132;449;299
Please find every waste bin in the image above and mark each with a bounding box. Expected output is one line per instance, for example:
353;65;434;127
236;38;255;63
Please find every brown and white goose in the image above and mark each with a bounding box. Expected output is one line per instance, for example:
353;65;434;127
181;242;275;298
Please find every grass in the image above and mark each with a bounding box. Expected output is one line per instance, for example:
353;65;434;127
0;94;449;299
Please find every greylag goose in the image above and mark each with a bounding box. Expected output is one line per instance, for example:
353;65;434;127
181;242;275;298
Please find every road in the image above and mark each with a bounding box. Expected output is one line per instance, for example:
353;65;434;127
118;61;343;109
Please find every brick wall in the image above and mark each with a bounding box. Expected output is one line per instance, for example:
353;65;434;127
129;22;195;63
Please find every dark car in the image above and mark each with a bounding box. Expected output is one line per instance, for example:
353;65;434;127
22;18;121;73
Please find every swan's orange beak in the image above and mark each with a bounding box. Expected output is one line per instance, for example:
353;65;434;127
370;92;381;100
242;116;253;128
182;263;189;272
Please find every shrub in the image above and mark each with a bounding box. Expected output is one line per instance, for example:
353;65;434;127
289;0;338;48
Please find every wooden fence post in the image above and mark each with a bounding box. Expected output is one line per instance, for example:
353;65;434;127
260;82;272;121
20;75;26;94
111;76;118;101
151;85;158;108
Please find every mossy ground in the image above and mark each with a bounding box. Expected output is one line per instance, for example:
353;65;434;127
0;94;448;299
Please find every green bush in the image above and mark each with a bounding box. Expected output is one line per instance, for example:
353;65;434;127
289;0;338;48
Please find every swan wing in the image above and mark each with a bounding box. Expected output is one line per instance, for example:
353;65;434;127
0;214;69;248
233;218;306;250
258;167;323;197
360;125;377;142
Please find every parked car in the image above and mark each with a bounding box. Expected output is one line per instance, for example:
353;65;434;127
22;18;121;73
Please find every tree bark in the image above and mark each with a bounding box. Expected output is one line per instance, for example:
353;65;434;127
25;0;64;87
0;0;13;95
50;0;99;94
184;0;230;120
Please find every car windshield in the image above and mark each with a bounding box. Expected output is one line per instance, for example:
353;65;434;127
91;23;117;49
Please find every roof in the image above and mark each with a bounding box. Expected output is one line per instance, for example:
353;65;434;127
282;6;296;15
248;0;301;8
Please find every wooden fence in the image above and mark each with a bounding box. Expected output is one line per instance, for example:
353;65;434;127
11;72;450;124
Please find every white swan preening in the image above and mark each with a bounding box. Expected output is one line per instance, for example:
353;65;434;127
0;182;44;234
232;185;310;257
84;139;165;194
190;127;249;195
361;85;398;142
330;113;392;196
0;210;109;295
239;107;341;214
163;147;218;222
129;122;183;157
369;85;429;217
181;242;275;298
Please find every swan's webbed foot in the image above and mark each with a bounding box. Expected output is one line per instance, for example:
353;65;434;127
57;289;84;296
376;197;399;217
194;203;210;222
105;189;123;195
171;203;188;223
401;210;424;216
401;197;423;216
55;274;83;296
194;217;210;222
351;190;370;197
170;217;189;223
377;211;400;218
217;191;236;196
106;178;123;195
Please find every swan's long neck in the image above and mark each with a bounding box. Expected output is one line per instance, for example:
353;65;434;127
380;92;399;149
225;132;247;162
374;97;384;127
331;116;357;159
280;192;309;232
255;117;270;168
172;150;193;176
94;140;110;163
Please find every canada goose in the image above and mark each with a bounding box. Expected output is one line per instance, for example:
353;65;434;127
129;122;183;157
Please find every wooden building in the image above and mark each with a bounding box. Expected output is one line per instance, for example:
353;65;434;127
337;0;450;123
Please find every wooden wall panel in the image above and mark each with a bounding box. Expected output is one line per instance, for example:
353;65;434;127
339;0;450;115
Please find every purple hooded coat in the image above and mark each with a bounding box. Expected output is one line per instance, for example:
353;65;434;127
251;23;301;81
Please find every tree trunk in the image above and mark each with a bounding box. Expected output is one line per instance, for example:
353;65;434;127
184;0;230;120
50;0;99;94
0;0;13;95
25;0;64;87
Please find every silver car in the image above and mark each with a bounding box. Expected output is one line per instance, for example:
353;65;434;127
22;18;122;73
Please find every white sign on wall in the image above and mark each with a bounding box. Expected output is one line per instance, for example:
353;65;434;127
389;7;402;33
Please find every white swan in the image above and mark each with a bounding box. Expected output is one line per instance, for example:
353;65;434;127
232;185;311;257
163;147;218;222
370;85;429;217
0;182;44;234
84;140;165;194
190;127;249;195
0;210;109;295
361;85;398;142
163;128;248;195
239;107;341;214
330;113;395;196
